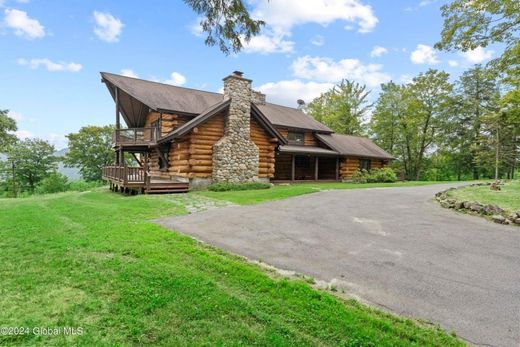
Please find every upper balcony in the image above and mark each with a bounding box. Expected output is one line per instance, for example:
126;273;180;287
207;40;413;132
112;127;159;146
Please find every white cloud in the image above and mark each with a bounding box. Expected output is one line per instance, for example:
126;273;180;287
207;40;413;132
291;55;391;87
93;11;123;43
370;45;388;57
399;74;413;84
243;31;295;54
13;129;33;139
258;79;334;106
419;0;439;6
251;0;378;34
461;47;494;64
45;133;67;149
3;9;45;39
311;35;324;46
17;58;82;72
8;110;24;122
448;60;459;67
164;72;186;86
410;44;439;64
120;69;139;78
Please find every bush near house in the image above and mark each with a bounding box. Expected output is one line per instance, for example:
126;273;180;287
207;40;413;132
351;167;397;183
207;182;272;191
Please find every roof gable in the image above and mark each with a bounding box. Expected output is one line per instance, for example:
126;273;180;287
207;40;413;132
101;72;222;115
101;72;332;132
256;103;333;133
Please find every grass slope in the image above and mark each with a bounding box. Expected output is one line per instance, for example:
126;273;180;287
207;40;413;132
0;189;462;346
447;180;520;213
198;181;455;205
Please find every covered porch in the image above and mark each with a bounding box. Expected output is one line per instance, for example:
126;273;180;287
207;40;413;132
273;145;340;182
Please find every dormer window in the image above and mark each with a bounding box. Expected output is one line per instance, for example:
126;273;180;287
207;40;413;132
287;131;304;144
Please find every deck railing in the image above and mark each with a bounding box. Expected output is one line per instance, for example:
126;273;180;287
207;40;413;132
112;127;158;145
102;165;148;185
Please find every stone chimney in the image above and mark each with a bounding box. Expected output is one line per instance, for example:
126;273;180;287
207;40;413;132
212;71;259;183
251;90;266;105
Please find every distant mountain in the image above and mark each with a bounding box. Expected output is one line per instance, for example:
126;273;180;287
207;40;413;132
54;148;81;181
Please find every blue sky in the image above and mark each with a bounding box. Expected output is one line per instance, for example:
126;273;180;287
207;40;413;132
0;0;499;149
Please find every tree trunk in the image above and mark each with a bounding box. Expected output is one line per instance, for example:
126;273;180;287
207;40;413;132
495;128;500;181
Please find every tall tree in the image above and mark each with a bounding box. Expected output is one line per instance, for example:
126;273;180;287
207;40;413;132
369;82;406;154
407;69;453;180
452;65;500;179
479;89;520;179
370;71;453;180
65;125;114;181
0;109;17;151
185;0;264;55
306;80;371;135
8;139;58;192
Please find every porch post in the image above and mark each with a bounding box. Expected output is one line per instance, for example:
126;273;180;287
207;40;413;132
291;154;295;181
115;87;120;130
335;157;339;181
144;152;150;191
118;148;124;166
315;156;319;181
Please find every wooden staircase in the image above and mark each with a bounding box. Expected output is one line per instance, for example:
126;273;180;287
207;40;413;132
145;180;189;194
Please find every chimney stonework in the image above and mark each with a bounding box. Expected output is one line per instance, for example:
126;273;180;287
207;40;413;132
212;73;259;183
251;90;266;105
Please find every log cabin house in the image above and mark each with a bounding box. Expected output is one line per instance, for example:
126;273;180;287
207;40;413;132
101;71;393;193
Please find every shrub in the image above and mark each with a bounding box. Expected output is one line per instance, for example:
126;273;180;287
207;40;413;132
352;169;370;183
371;167;397;183
69;180;105;192
351;167;397;183
208;182;271;192
35;172;70;194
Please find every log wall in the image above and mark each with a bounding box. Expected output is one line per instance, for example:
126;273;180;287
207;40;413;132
168;112;226;179
145;112;192;137
340;157;389;179
149;150;170;179
251;118;276;178
340;157;360;180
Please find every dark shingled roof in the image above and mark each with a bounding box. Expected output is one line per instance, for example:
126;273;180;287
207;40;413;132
279;145;338;156
101;72;333;132
316;133;394;160
101;72;222;115
256;103;333;133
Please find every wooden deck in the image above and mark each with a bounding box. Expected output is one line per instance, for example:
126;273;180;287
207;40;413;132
102;166;189;194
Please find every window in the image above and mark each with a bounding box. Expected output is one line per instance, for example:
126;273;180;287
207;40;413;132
359;159;371;171
287;131;304;144
295;155;310;168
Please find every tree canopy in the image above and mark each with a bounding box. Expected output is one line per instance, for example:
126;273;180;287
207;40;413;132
306;80;371;136
0;109;17;151
435;0;520;85
8;138;58;192
65;125;115;181
185;0;264;55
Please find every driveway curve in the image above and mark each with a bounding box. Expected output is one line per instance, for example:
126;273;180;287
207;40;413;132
156;184;520;347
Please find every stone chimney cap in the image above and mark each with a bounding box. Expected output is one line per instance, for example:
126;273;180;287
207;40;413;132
233;71;244;77
297;99;305;106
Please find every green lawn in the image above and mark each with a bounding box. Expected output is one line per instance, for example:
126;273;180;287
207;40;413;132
447;180;520;213
0;188;463;346
198;180;456;205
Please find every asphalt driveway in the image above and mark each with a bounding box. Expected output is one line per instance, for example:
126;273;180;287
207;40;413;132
156;184;520;347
